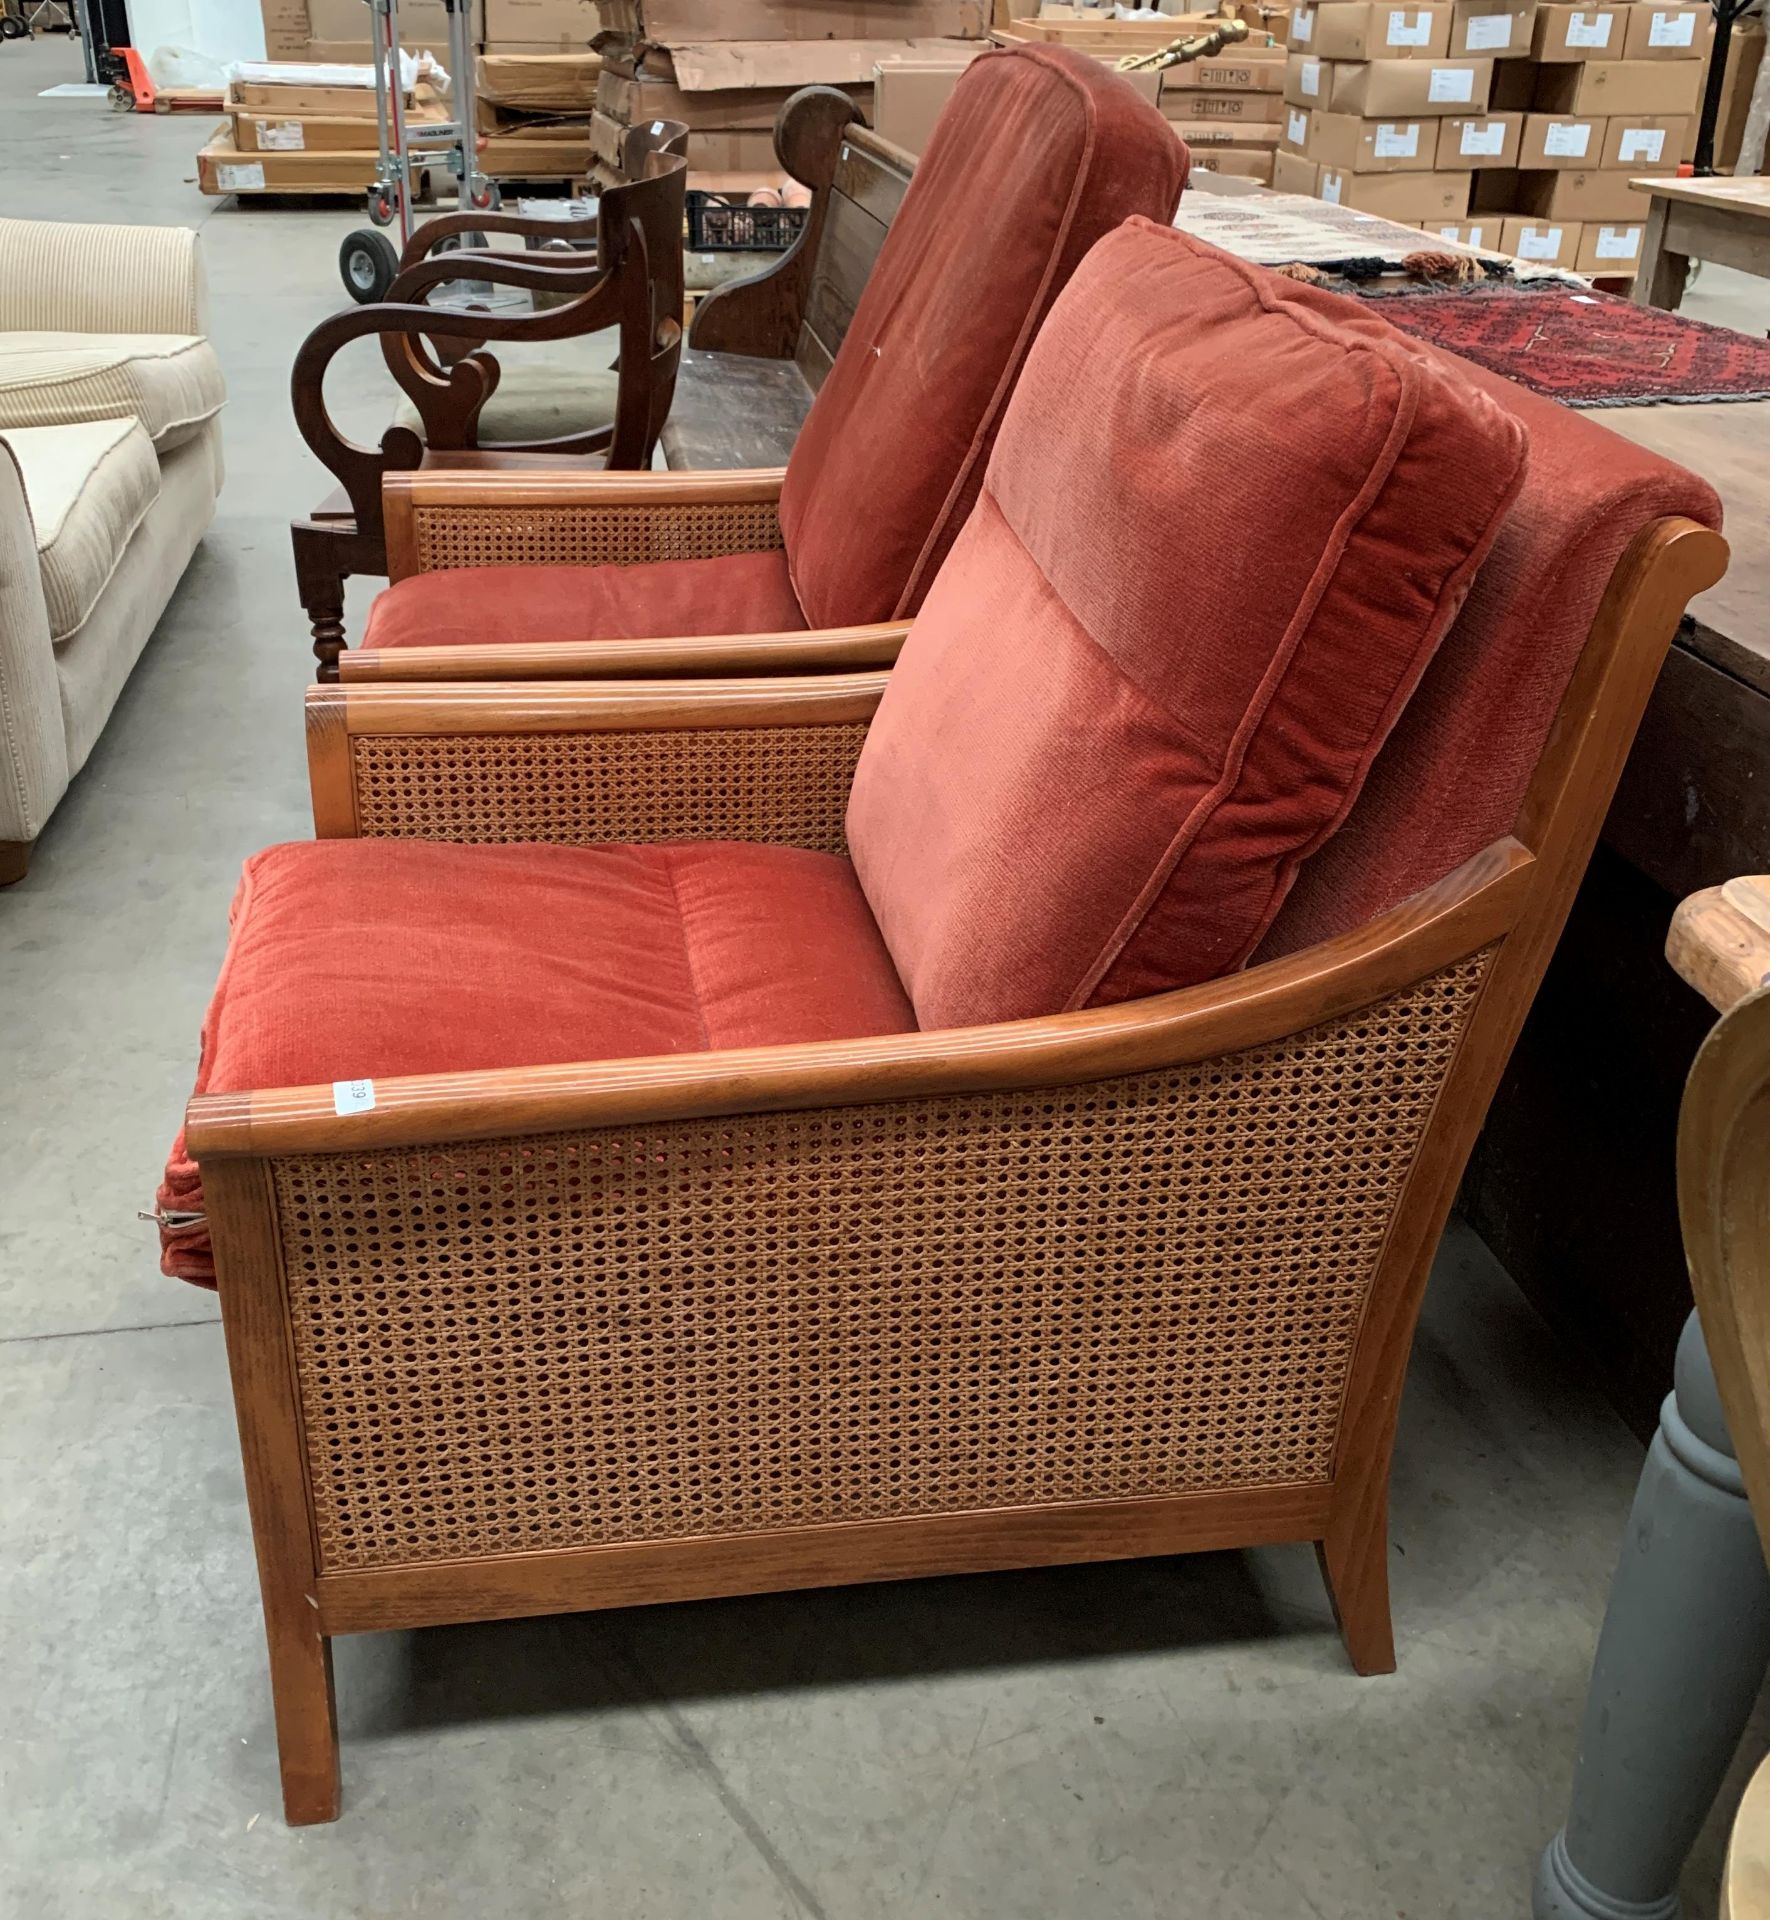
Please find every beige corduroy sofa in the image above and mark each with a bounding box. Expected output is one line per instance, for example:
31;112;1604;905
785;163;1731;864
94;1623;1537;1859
0;218;225;883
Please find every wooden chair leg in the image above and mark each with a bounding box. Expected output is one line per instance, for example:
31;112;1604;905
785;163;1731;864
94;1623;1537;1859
291;520;355;683
0;839;33;885
1317;1495;1397;1676
263;1608;341;1825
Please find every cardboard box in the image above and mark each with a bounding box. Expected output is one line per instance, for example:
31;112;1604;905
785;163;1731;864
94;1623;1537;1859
1305;108;1432;167
197;123;380;193
1326;56;1491;112
1530;3;1622;61
1599;112;1687;167
229;76;392;114
1514;166;1646;219
482;122;593;175
1172;87;1286;121
1288;3;1451;59
1575;220;1644;272
1434;108;1521;163
483;0;596;48
1283;52;1329;105
1192;147;1277;180
477;51;600;109
1159;50;1288;90
260;0;309;58
1272;146;1321;189
1281;101;1314;148
1173;120;1284;147
231;105;444;150
1622;5;1705;60
1518;109;1604;165
1498;213;1581;264
1716;18;1765;169
1449;0;1535;57
1534;58;1703;116
1316;165;1472;217
597;0;986;38
304;0;456;45
597;72;865;129
1429;215;1503;244
685;129;783;168
873;47;988;153
658;36;977;88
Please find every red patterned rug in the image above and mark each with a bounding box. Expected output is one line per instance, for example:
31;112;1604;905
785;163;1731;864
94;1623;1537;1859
1369;285;1770;407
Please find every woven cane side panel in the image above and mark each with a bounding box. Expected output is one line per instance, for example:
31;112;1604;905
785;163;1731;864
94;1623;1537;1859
349;724;865;853
277;952;1492;1572
411;500;783;573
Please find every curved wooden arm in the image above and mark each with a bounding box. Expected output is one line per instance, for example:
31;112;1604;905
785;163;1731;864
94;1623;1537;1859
399;210;597;271
388;249;609;305
384;463;787;510
335;622;910;682
185;837;1533;1157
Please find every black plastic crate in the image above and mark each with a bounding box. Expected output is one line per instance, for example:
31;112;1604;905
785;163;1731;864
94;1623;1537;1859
685;192;809;253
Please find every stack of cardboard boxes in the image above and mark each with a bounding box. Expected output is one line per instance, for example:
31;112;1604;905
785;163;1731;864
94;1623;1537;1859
1159;34;1290;184
588;2;988;181
1274;0;1707;274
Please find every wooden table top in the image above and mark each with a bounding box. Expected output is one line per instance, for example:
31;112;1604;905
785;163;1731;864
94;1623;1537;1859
1629;175;1770;220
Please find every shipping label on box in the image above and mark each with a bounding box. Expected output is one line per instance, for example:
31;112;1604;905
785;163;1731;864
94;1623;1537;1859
1433;217;1499;244
1622;4;1705;59
1600;112;1688;167
1289;1;1451;58
1284;51;1326;103
1500;214;1581;263
1304;108;1429;166
1435;108;1521;163
1282;102;1313;147
1519;110;1604;164
1450;0;1536;56
1575;221;1643;270
1534;57;1703;115
1326;55;1491;113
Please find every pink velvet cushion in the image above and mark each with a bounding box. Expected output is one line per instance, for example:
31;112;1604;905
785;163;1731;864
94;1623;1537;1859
159;837;913;1284
778;45;1187;631
361;547;807;650
846;220;1530;1032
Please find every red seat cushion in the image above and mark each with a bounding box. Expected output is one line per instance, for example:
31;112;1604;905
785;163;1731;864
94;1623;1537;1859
778;45;1188;629
361;546;807;651
845;221;1529;1032
159;837;914;1285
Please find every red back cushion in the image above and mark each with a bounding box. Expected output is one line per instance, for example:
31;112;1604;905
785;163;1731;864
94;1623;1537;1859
845;222;1530;1032
1256;358;1721;960
777;45;1187;630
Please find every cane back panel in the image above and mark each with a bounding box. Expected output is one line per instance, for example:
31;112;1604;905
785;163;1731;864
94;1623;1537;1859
349;723;865;855
409;498;783;574
272;950;1494;1573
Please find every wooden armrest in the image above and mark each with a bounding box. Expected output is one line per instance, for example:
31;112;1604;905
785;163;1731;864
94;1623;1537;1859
1668;877;1770;1015
185;837;1533;1159
306;672;885;847
335;622;911;682
382;466;788;578
400;211;596;270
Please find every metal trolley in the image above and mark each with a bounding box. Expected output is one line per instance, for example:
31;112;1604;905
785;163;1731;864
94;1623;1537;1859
338;0;498;302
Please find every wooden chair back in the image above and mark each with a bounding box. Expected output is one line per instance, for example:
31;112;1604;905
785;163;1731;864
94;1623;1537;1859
596;147;691;469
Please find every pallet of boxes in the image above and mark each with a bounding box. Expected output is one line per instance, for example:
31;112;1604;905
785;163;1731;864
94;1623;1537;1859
1274;0;1706;278
477;0;602;182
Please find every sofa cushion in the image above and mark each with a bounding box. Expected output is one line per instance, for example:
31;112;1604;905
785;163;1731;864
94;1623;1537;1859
158;836;915;1284
390;333;620;445
363;544;806;649
0;418;161;644
777;45;1188;631
845;221;1530;1032
0;332;225;452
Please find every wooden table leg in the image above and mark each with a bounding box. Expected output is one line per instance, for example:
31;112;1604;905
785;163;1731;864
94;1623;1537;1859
1632;196;1692;311
1534;1314;1770;1919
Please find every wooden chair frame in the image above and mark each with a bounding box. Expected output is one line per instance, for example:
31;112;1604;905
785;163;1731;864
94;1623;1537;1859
290;125;687;680
191;517;1723;1824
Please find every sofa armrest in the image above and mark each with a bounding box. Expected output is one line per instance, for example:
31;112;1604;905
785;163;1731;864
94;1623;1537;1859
0;218;206;335
0;439;68;849
335;621;910;682
382;465;786;578
305;673;883;851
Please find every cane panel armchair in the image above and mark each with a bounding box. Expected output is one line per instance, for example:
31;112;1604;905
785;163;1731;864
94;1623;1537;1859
162;225;1723;1827
336;43;1188;686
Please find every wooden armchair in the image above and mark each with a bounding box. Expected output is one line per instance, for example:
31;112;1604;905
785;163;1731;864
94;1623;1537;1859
328;45;1189;684
165;225;1725;1829
290;123;687;678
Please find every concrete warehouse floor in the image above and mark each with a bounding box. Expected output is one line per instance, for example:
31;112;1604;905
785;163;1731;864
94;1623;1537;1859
5;32;1770;1920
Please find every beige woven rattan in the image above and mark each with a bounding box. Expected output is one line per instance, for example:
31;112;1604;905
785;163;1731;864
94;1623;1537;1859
410;499;784;574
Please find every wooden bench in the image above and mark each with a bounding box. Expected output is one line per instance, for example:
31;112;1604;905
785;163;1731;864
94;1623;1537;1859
659;87;916;471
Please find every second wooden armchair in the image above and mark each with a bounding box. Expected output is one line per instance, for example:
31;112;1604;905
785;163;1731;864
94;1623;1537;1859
162;222;1723;1830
